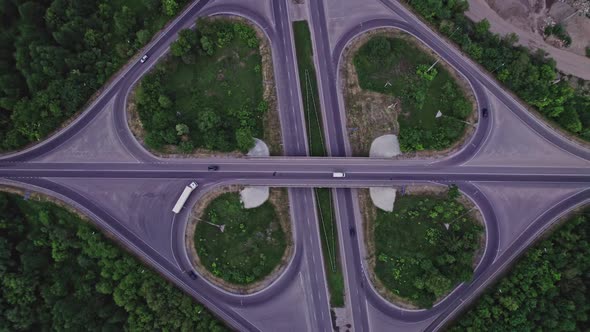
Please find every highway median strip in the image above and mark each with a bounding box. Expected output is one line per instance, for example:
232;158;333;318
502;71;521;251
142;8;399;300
293;20;345;308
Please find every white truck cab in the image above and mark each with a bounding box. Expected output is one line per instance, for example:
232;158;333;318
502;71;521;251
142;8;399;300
172;182;199;214
332;172;346;178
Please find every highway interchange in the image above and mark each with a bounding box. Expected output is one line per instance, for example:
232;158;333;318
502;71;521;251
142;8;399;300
1;0;589;331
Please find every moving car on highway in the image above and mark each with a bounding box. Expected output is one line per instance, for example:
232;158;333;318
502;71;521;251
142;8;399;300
187;270;199;280
172;182;198;214
482;108;489;118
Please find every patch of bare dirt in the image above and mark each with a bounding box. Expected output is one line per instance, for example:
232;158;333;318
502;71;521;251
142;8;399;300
254;16;284;157
185;186;293;294
359;184;486;309
466;0;590;79
126;16;283;158
340;29;477;158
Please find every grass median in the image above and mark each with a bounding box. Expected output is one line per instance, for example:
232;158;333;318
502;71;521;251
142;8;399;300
316;188;345;307
293;21;325;157
293;20;345;307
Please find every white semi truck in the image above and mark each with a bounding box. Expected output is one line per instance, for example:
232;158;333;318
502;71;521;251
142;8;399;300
172;182;198;214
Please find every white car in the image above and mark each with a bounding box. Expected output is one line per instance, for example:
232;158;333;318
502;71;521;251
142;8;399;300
140;55;149;63
333;172;346;178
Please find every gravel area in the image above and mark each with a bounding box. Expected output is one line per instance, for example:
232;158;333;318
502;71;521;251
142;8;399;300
369;134;401;158
240;186;270;209
247;138;270;157
467;0;590;79
369;187;397;212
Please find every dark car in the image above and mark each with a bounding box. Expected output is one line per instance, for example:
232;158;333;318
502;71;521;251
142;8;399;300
188;271;199;280
349;226;356;236
482;108;489;118
208;165;219;171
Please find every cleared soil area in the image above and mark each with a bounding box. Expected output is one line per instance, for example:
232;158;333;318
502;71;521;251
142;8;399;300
127;16;282;158
466;0;590;79
359;185;484;308
186;186;293;294
341;29;477;157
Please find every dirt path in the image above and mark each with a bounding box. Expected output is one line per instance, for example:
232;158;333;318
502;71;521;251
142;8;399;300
466;0;590;80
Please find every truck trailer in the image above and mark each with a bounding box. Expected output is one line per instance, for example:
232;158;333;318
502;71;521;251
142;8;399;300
172;182;198;214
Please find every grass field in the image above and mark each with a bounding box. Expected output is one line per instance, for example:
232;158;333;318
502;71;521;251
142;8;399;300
194;193;287;285
316;188;345;307
136;20;267;153
293;21;326;157
373;193;483;308
353;35;472;151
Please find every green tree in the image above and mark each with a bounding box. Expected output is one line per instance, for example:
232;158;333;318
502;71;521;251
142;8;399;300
451;211;590;331
170;29;197;57
235;127;254;152
175;123;189;136
158;95;172;108
161;0;178;16
447;184;460;199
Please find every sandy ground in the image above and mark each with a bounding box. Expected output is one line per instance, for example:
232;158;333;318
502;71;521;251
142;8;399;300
369;134;401;158
369;187;396;212
332;308;353;332
242;140;270;208
466;0;590;80
366;133;401;212
240;186;270;208
247;138;270;157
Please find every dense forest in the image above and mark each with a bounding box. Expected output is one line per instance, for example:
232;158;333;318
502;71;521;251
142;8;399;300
452;210;590;331
0;0;187;151
404;0;590;140
0;191;225;331
135;20;266;152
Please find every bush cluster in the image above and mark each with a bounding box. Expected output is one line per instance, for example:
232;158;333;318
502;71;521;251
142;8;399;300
374;188;483;307
544;24;572;47
136;20;266;153
195;193;287;285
